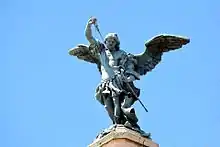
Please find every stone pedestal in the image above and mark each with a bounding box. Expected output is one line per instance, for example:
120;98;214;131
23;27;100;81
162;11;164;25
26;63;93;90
89;126;159;147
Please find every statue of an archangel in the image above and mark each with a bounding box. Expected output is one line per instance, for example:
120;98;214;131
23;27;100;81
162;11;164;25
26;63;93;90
69;17;190;137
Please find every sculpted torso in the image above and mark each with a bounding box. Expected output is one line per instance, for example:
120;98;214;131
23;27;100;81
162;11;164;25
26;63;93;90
100;49;126;81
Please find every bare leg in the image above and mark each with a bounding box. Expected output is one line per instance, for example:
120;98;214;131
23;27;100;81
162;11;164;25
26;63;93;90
113;96;122;124
121;95;139;129
121;95;135;108
104;96;114;123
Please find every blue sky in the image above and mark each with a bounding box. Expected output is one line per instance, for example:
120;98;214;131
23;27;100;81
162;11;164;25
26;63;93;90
2;0;220;147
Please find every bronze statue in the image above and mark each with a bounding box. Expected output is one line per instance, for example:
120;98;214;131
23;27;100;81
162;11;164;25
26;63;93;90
69;17;190;138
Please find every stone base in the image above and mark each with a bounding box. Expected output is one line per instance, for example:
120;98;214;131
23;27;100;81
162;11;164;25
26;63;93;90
89;125;159;147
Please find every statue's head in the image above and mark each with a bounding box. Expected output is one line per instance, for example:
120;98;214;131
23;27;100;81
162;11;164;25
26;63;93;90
104;33;120;51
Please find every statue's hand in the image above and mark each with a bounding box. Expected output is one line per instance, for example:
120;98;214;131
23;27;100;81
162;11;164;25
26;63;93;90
88;17;97;25
126;75;136;82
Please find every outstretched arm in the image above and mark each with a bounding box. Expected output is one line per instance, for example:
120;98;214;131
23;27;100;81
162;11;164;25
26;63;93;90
85;17;97;45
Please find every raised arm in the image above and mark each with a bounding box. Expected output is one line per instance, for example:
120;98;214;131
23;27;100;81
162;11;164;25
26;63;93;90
85;17;97;45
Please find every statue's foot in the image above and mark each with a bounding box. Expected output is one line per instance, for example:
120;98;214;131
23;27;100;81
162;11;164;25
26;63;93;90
124;121;151;139
124;121;140;130
139;130;151;139
124;121;131;127
114;116;124;124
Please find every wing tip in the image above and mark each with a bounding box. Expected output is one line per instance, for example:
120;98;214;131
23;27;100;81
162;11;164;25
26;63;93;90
183;38;190;44
68;44;90;56
68;48;75;56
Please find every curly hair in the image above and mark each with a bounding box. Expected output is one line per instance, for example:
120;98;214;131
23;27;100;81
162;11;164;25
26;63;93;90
104;33;120;51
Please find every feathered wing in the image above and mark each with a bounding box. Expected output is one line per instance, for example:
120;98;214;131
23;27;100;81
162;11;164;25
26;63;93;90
134;34;190;76
68;44;101;72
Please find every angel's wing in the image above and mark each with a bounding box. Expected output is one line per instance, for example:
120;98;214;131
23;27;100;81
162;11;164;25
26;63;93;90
68;44;101;72
134;34;190;76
